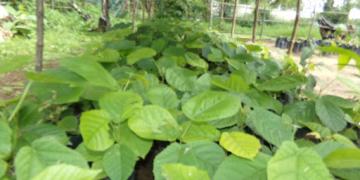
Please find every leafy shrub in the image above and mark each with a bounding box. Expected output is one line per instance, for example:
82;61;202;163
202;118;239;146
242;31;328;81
0;19;359;179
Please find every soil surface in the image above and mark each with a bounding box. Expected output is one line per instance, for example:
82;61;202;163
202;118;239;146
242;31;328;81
263;40;360;99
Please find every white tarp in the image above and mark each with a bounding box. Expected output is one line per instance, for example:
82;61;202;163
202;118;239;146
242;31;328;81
0;5;9;20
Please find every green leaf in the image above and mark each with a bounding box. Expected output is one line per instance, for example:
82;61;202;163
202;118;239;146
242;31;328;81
246;108;294;147
146;85;179;109
315;97;347;132
338;54;351;69
330;168;360;180
0;160;7;178
153;141;226;180
240;89;283;113
20;124;68;145
219;132;261;159
15;137;88;180
313;141;347;158
182;91;241;122
128;105;180;141
80;110;114;151
31;82;84;104
184;52;208;69
165;67;197;92
324;148;360;169
127;47;157;65
268;141;332;180
211;74;249;93
32;164;100;180
162;164;210;180
95;48;120;62
284;101;317;123
214;154;270;180
322;95;356;109
61;58;119;90
257;74;306;92
99;91;143;123
0;55;31;74
180;122;220;143
112;124;153;158
0;121;12;159
103;144;138;180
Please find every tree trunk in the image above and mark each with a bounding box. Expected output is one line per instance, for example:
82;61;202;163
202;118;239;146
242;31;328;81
132;0;138;32
35;0;44;72
252;0;260;42
102;0;110;29
288;0;301;55
209;0;213;28
231;0;238;38
219;0;225;26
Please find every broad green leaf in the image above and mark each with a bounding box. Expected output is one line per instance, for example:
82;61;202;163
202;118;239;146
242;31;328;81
182;91;241;122
80;110;114;151
257;74;306;92
165;67;197;92
315;97;347;132
15;137;88;180
211;74;249;93
61;58;119;90
300;122;332;138
153;141;226;180
32;164;100;180
338;54;351;69
146;85;179;109
324;148;360;169
95;48;120;62
103;144;138;180
26;68;86;85
31;82;84;104
214;154;270;180
127;47;157;65
284;101;318;123
0;55;31;74
0;121;12;159
76;144;105;162
57;116;78;132
322;95;356;109
240;89;283;113
184;52;208;69
112;124;153;158
20;124;68;145
0;160;7;178
246;108;294;147
99;91;143;123
219;132;261;159
330;168;360;180
268;141;332;180
162;164;210;180
128;105;180;141
180;122;220;143
313;141;347;158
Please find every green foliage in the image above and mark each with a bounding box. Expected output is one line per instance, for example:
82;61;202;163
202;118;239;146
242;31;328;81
0;19;359;180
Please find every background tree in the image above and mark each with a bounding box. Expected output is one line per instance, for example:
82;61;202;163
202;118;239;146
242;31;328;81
287;0;301;55
230;0;238;37
35;0;44;72
252;0;260;42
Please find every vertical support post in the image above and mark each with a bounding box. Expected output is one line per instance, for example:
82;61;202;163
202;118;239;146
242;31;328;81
252;0;260;42
231;0;238;38
288;0;301;55
209;0;213;29
35;0;44;72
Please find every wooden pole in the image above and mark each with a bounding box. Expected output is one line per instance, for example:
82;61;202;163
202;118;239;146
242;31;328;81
231;0;238;38
209;0;213;29
219;0;225;27
288;0;301;55
35;0;44;72
102;0;110;29
252;0;260;42
132;0;138;32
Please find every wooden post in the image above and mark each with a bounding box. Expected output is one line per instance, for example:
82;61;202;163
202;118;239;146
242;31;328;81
209;0;213;29
35;0;44;72
288;0;301;55
219;0;225;27
252;0;260;42
102;0;110;29
231;0;238;38
132;0;138;32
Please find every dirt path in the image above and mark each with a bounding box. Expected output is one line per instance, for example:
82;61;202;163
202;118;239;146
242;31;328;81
263;40;360;99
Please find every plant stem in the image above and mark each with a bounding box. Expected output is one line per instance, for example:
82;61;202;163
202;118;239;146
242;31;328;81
8;81;33;123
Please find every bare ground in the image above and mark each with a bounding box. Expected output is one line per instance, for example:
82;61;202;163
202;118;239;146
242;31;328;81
263;40;360;99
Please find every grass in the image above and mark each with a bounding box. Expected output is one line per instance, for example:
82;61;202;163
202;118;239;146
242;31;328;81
212;19;322;40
